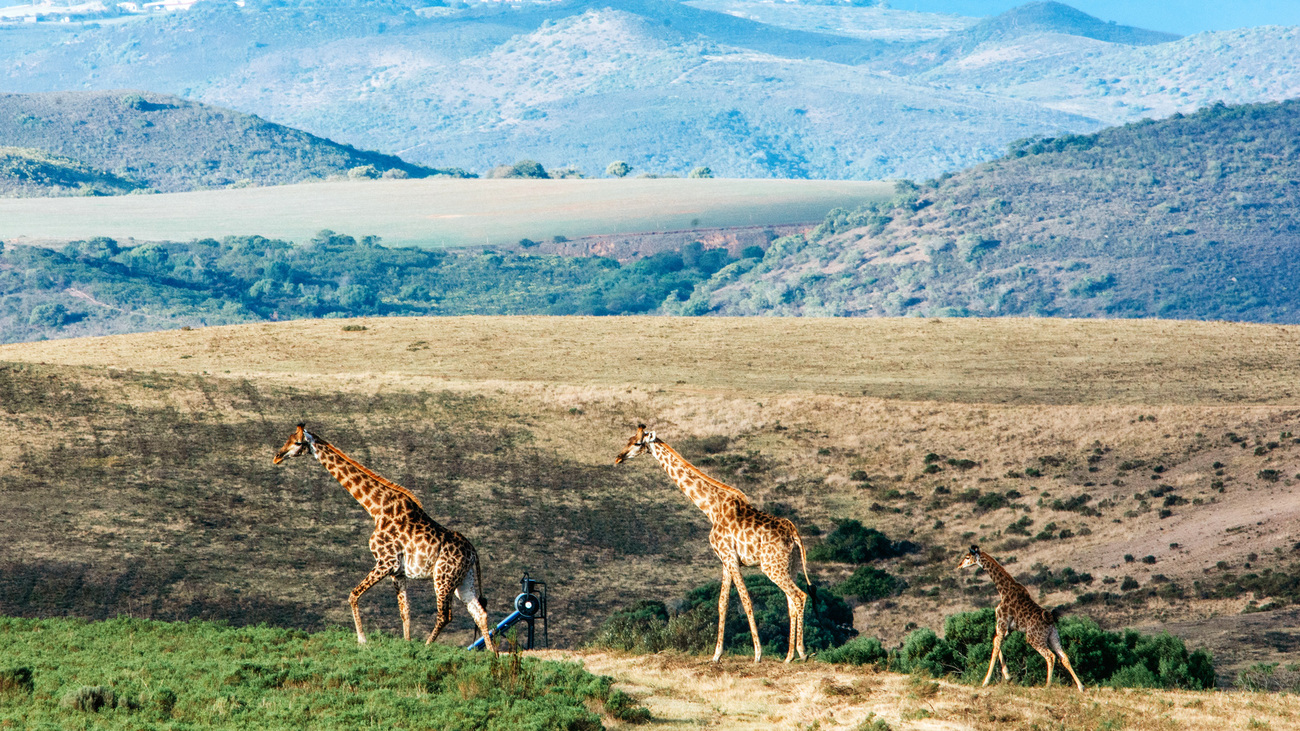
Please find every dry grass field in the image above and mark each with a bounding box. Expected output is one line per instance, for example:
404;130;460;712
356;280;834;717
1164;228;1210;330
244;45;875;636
0;177;891;248
2;316;1299;729
551;651;1300;730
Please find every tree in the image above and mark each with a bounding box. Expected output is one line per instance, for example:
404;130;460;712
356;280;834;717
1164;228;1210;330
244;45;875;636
606;160;631;178
688;166;713;178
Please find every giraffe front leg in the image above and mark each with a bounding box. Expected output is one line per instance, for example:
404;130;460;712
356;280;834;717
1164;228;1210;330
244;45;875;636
998;645;1011;680
392;574;410;641
349;561;397;645
712;564;733;662
730;566;762;663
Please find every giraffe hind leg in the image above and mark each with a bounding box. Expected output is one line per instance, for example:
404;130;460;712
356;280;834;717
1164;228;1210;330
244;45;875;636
424;574;456;646
392;574;411;641
455;562;498;657
983;629;1005;686
1050;627;1085;691
1036;645;1057;687
760;550;807;663
712;564;733;662
730;565;762;663
349;560;397;645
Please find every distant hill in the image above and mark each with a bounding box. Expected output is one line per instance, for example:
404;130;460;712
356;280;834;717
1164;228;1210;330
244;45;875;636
0;90;464;194
0;147;144;197
679;99;1300;323
3;0;1297;180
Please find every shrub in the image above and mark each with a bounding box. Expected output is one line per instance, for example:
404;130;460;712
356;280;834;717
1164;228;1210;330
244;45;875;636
888;610;1215;689
1050;494;1099;516
0;667;33;695
1259;469;1282;482
808;520;915;563
1121;577;1140;591
835;566;903;602
687;166;713;179
60;685;116;712
28;302;70;328
975;492;1008;512
820;636;887;666
590;575;856;658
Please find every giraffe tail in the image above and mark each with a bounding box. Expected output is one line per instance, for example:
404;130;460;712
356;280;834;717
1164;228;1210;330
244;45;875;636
794;531;818;619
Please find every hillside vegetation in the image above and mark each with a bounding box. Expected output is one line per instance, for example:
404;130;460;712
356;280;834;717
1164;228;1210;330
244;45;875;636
0;90;459;194
0;147;144;197
1;318;1300;689
684;98;1300;322
3;0;1298;179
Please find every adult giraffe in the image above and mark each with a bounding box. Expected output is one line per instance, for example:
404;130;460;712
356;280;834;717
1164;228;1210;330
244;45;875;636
615;425;814;663
274;424;497;655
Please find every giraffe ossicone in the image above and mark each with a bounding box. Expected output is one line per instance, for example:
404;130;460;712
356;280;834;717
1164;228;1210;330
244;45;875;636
959;545;1085;691
615;424;815;663
273;424;498;655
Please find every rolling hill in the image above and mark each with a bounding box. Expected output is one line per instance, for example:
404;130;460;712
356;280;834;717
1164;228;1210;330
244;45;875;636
681;98;1300;323
1;316;1299;689
2;0;1298;179
0;90;461;194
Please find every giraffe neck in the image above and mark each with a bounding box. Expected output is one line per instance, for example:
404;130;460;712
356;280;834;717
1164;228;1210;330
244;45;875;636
311;441;422;520
976;553;1023;600
647;441;748;524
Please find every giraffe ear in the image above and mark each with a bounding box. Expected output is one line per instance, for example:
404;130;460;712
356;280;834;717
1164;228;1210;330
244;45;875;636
970;545;980;554
637;424;646;431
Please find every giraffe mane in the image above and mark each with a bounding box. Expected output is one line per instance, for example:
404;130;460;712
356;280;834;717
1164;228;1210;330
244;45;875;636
318;439;425;509
655;442;751;502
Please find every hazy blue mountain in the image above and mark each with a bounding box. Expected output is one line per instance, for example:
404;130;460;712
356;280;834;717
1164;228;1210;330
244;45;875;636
0;0;1296;180
0;90;463;194
677;99;1300;323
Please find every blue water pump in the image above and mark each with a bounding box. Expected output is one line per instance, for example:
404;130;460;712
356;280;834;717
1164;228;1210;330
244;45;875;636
467;572;548;651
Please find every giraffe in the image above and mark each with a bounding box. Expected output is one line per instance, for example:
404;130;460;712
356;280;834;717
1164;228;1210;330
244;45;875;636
273;424;497;655
614;425;814;663
958;545;1084;691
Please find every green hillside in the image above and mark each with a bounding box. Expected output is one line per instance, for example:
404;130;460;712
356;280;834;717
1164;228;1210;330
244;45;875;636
0;147;144;197
682;99;1300;323
0;617;639;729
9;0;1297;180
0;90;463;194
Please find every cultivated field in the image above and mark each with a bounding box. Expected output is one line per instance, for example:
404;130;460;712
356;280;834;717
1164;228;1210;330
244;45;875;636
0;178;891;248
2;316;1299;729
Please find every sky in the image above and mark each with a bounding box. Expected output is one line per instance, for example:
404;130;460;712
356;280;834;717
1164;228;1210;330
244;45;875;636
887;0;1300;35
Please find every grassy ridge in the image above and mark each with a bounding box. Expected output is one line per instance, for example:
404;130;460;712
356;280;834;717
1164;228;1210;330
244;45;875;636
0;617;636;730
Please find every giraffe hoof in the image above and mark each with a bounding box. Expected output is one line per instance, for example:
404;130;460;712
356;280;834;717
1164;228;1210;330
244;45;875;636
357;636;368;645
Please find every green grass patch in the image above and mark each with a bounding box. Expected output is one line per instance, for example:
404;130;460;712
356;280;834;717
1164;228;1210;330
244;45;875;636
0;616;638;730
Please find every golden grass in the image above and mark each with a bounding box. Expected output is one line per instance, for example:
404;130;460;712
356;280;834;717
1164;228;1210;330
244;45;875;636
0;178;890;247
2;317;1297;404
549;651;1300;730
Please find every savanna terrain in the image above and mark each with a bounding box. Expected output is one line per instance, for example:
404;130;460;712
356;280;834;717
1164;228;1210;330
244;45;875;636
1;316;1299;729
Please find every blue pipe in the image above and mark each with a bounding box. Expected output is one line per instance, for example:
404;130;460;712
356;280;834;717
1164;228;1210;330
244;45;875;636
467;610;524;651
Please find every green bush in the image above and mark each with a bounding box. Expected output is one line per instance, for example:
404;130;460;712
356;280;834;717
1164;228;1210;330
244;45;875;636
834;566;903;602
808;520;915;563
0;617;638;729
882;609;1215;689
819;636;887;666
590;574;856;658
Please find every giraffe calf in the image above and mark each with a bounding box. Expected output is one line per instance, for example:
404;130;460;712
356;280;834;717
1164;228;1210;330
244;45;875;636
959;545;1084;691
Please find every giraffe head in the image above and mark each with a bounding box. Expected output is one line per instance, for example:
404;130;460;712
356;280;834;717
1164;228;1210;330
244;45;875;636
958;545;983;570
273;423;317;464
614;424;656;464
